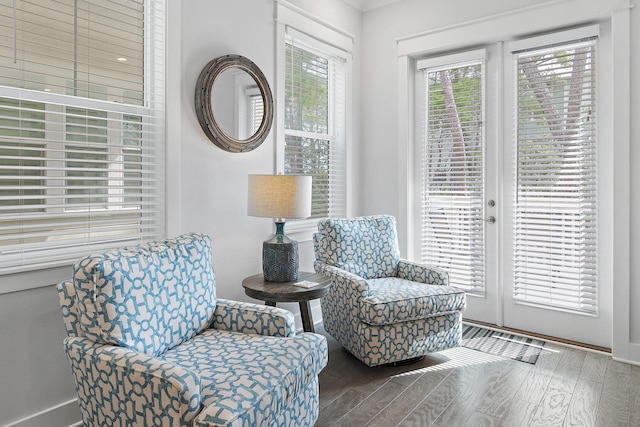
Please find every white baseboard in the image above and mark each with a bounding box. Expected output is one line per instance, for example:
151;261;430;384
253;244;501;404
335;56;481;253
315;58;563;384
612;342;640;366
3;399;81;427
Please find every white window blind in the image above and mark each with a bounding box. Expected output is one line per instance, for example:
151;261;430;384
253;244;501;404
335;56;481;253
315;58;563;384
513;38;597;314
284;36;346;220
0;0;165;274
417;59;486;295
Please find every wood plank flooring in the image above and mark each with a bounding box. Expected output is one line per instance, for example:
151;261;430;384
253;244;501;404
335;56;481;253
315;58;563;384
315;325;639;426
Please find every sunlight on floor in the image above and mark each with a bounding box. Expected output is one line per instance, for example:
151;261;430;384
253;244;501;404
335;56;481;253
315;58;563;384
391;347;507;377
390;343;560;378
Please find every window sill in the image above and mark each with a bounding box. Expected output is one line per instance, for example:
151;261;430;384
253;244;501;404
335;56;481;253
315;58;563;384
0;264;72;295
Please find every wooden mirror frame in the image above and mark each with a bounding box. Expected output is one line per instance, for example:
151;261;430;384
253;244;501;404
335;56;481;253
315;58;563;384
195;54;274;153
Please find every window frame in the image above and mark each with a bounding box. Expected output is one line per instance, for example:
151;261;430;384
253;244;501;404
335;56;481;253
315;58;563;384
274;1;353;240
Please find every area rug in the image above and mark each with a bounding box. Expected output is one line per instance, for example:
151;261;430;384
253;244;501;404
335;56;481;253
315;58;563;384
461;323;545;364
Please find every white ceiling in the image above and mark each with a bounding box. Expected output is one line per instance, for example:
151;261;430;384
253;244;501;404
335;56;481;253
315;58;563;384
342;0;405;12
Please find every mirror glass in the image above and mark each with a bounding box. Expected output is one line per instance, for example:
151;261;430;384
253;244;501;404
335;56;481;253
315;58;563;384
195;54;273;153
211;67;264;141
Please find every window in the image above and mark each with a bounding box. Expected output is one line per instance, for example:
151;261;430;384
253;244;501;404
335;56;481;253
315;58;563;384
284;39;346;220
416;53;486;295
275;3;351;230
0;0;165;273
512;38;598;314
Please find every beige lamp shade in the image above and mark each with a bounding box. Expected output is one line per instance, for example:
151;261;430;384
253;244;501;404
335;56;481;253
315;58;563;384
247;174;312;219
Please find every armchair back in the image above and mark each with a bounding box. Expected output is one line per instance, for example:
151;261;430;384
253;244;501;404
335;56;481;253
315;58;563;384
314;215;400;279
63;232;217;356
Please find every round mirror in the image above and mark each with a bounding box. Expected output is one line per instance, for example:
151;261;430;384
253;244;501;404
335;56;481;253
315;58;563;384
195;55;274;153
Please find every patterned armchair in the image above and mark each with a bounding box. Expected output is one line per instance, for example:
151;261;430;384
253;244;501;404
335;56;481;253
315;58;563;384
313;215;466;367
57;233;327;427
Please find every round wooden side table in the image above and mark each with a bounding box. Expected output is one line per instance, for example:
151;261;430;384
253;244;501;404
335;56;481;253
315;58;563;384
242;271;331;333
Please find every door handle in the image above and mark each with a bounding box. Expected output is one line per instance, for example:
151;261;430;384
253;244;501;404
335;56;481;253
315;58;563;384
485;216;496;224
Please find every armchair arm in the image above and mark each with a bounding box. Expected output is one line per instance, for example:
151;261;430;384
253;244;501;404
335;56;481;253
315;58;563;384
397;259;449;285
211;298;296;337
314;261;369;295
64;336;201;424
314;261;369;303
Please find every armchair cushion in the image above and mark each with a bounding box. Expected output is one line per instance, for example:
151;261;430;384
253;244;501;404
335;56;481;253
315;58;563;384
162;329;327;426
316;215;400;279
73;233;217;356
212;298;297;337
362;278;466;325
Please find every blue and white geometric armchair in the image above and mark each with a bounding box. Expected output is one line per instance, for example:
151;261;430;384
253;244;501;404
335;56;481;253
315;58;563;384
313;215;466;367
57;233;327;426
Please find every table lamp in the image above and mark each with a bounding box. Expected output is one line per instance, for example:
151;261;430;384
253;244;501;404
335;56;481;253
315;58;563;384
247;174;312;282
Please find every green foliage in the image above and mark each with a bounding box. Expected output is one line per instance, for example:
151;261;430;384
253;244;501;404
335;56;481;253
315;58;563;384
284;43;333;217
284;45;329;133
426;65;483;193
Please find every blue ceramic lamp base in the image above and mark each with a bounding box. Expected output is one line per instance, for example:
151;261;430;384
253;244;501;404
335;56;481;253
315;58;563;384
262;221;299;282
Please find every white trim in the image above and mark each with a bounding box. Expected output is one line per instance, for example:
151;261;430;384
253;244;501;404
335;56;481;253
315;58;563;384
507;24;599;53
0;266;69;295
610;4;632;362
416;49;486;71
165;0;182;238
285;27;351;58
397;0;571;44
612;355;640;368
275;0;354;53
3;398;80;427
0;86;151;116
397;55;412;257
494;41;505;327
396;0;630;57
275;14;287;174
344;42;354;219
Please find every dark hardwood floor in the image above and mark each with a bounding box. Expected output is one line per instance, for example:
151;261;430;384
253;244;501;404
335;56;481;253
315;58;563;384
315;324;640;426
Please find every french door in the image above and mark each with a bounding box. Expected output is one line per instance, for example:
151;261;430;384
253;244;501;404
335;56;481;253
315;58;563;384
415;47;499;325
415;26;611;348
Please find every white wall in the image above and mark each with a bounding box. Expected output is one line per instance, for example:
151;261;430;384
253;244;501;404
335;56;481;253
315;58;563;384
359;0;640;361
359;0;569;249
0;285;81;426
176;0;361;306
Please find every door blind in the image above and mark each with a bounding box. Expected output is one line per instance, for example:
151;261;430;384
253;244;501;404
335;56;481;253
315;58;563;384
0;0;165;273
417;60;485;295
513;39;597;314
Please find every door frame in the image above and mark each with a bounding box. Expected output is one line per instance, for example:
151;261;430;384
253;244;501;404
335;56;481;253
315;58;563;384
396;0;629;353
